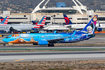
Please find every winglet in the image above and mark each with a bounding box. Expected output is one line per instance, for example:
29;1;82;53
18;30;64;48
54;30;57;33
72;30;76;37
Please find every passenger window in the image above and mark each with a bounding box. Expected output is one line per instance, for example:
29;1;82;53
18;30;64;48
6;37;10;38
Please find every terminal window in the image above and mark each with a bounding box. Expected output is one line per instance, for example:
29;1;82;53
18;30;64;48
46;17;51;20
98;17;105;21
77;18;88;20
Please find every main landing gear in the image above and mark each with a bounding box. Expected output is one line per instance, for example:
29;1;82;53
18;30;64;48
48;43;54;47
3;43;6;46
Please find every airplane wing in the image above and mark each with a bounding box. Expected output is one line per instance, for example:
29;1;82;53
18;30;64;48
14;28;21;31
47;30;76;42
47;37;71;43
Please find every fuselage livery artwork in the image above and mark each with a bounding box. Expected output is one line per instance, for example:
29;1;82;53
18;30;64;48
3;15;98;47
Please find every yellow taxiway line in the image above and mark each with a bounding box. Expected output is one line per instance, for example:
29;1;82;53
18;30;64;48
14;59;24;62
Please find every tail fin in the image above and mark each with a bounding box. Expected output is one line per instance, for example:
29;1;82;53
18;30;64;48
63;14;73;25
34;16;46;28
37;16;46;26
82;15;98;34
72;30;76;38
0;16;9;24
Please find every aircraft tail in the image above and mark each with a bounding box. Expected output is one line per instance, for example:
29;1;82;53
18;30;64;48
63;14;73;25
34;16;46;28
81;15;98;34
1;16;9;24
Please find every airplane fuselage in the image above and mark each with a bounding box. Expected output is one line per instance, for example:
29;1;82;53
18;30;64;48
0;24;35;32
43;25;70;30
3;32;92;45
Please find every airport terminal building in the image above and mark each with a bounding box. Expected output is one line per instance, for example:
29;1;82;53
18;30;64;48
0;0;105;26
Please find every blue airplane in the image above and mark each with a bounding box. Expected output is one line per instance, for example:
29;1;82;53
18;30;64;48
2;15;98;46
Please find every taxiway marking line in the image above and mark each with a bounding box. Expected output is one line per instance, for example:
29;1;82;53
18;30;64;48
14;59;24;62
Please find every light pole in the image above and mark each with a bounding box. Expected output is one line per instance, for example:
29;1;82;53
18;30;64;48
53;4;56;24
53;15;55;24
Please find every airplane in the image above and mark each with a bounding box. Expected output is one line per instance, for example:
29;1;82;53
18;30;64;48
0;16;46;33
63;14;101;31
3;15;98;47
43;15;72;30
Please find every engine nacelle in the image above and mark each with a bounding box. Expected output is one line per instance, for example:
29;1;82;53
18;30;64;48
38;40;48;45
97;27;102;32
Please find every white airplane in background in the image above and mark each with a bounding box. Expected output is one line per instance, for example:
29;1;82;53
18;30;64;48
63;14;101;31
0;16;46;33
43;15;73;30
43;14;101;31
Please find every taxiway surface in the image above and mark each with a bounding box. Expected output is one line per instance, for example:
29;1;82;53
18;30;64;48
0;51;105;62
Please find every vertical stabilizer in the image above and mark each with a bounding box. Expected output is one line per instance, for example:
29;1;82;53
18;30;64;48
0;16;9;24
63;14;73;25
82;15;98;34
34;16;46;28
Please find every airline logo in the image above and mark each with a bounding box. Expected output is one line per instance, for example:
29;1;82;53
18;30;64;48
34;16;46;28
63;15;72;25
64;16;70;25
0;16;9;25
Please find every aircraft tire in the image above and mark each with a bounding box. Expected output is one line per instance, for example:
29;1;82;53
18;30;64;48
33;43;38;45
48;43;54;47
3;43;6;46
10;27;14;33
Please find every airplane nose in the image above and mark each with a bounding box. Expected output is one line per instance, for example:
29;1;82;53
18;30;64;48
2;38;8;42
